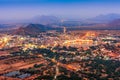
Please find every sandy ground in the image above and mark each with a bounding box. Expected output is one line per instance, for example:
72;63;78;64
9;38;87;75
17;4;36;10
0;56;47;74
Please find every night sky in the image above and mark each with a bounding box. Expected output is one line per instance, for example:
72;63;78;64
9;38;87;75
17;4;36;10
0;0;120;20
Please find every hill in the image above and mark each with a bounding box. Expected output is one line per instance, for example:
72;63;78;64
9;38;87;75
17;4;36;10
13;24;50;35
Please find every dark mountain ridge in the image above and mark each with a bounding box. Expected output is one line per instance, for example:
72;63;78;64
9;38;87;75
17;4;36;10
13;24;50;35
12;24;63;35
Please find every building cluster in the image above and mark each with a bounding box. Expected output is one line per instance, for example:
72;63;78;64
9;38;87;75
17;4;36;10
0;30;120;79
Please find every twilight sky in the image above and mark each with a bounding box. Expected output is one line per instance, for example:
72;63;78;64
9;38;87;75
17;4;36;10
0;0;120;20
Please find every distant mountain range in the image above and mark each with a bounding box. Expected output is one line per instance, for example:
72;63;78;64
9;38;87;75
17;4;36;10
30;15;60;25
88;13;120;23
78;19;120;30
0;13;120;24
1;14;120;34
106;19;120;29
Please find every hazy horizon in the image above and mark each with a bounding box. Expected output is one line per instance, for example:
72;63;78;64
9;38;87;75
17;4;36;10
0;0;120;20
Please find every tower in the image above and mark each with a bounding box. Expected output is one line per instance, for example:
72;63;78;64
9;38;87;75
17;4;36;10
63;27;67;34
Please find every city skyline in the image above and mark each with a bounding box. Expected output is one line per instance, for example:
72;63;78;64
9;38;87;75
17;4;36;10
0;1;120;80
